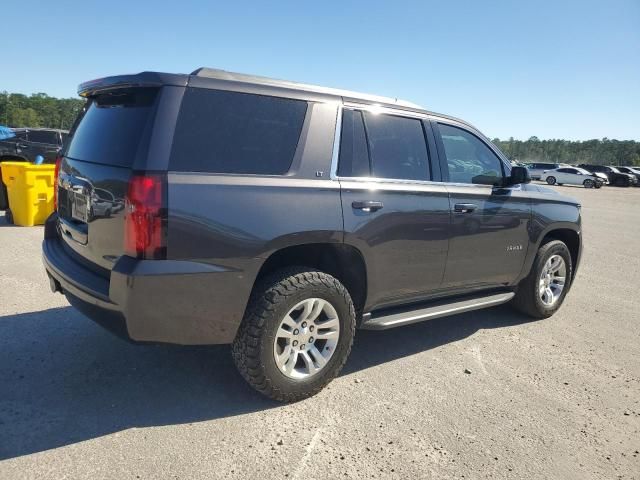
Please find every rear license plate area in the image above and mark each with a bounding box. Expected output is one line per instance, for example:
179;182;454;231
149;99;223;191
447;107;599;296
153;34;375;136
71;191;90;223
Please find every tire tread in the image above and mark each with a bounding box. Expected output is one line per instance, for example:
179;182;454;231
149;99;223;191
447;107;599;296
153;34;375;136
232;267;355;402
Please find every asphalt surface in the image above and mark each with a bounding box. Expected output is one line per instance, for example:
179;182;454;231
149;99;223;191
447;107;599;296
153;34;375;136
1;184;639;479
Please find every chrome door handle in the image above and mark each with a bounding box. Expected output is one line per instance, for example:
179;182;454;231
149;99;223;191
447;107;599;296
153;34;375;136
453;203;477;213
352;200;384;212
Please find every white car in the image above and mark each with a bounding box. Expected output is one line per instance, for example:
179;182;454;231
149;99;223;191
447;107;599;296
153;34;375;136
541;167;604;188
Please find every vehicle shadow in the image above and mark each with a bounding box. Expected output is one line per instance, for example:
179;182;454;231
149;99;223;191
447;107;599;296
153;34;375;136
0;304;531;460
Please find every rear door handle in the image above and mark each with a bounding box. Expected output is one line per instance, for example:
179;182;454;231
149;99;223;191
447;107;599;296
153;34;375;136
17;143;29;149
352;200;384;212
453;203;477;213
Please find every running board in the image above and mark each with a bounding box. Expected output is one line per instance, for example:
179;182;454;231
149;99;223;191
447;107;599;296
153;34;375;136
361;291;515;330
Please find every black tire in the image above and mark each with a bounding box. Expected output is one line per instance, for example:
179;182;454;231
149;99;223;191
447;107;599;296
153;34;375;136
4;209;13;225
546;176;556;185
511;240;573;319
583;179;594;188
594;182;602;189
232;268;356;402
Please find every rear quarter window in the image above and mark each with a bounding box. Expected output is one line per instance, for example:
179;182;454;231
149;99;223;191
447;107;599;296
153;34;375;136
28;130;58;144
169;88;308;174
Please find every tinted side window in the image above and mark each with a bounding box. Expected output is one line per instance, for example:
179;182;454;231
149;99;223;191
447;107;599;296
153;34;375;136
363;112;430;181
337;109;370;177
556;168;570;173
438;123;504;185
28;130;57;144
170;88;308;174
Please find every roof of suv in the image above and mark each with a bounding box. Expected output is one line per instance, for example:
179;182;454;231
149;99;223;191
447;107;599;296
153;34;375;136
78;67;478;131
190;67;425;110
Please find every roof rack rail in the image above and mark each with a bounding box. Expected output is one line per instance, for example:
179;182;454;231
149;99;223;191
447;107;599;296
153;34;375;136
190;67;424;110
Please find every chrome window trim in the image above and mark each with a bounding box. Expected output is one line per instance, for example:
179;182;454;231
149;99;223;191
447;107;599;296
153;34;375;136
343;102;430;120
336;175;448;188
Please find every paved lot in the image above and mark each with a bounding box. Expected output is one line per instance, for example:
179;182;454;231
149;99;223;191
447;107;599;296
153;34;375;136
1;185;639;479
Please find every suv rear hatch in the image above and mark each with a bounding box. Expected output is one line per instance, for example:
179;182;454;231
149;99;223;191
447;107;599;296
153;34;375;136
57;87;161;274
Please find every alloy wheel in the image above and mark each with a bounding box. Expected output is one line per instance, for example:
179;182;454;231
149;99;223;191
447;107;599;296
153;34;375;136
538;254;566;306
273;298;340;379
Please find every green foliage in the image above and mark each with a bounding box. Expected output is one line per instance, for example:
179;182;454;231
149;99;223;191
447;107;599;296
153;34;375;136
0;91;85;130
492;136;640;167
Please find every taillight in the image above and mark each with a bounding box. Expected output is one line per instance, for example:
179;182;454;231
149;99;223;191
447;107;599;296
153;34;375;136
53;155;61;210
124;173;167;259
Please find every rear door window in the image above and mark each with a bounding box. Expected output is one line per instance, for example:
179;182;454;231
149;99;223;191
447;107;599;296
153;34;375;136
170;88;308;174
363;112;430;181
66;88;158;167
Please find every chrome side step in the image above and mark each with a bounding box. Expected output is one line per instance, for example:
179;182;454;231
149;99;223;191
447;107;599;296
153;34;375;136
361;291;515;330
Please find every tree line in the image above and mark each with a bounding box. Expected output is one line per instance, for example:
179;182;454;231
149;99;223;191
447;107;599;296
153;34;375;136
1;91;638;166
0;92;84;131
492;136;640;166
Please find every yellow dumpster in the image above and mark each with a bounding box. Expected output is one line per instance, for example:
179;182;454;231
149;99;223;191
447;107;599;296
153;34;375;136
1;161;56;226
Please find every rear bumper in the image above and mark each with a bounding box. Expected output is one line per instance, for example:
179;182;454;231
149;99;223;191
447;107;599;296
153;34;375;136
42;214;252;345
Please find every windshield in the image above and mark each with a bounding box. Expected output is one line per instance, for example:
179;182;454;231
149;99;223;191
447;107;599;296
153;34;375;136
608;166;621;173
575;168;591;174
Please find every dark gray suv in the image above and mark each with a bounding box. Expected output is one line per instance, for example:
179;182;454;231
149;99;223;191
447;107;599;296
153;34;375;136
42;68;582;401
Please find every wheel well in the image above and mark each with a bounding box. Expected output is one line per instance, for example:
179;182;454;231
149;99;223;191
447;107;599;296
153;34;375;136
255;243;367;316
541;229;580;270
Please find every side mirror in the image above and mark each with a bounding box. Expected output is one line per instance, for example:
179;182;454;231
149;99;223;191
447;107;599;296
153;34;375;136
507;166;531;186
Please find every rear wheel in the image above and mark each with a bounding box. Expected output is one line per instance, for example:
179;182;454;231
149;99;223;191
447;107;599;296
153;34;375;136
583;179;594;188
512;240;572;319
232;268;355;402
546;176;556;185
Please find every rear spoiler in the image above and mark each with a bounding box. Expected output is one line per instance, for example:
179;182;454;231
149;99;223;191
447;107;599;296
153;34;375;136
78;72;189;97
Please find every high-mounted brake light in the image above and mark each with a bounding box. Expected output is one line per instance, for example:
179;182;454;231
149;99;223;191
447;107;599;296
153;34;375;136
124;173;167;259
53;155;62;210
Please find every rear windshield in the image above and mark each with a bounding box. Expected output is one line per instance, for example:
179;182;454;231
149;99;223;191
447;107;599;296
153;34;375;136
65;88;158;167
169;88;308;174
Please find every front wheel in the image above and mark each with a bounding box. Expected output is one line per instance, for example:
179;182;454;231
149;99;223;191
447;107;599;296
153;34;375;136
512;240;573;319
232;268;355;402
546;176;557;185
583;179;594;188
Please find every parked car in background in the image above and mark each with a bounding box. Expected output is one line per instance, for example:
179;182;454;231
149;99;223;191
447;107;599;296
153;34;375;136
0;128;69;210
616;166;640;185
589;171;610;184
0;128;68;164
578;164;637;187
526;162;563;180
42;67;583;402
541;167;603;188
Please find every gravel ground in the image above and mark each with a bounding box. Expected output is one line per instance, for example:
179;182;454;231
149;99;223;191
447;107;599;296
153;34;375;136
0;185;639;480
